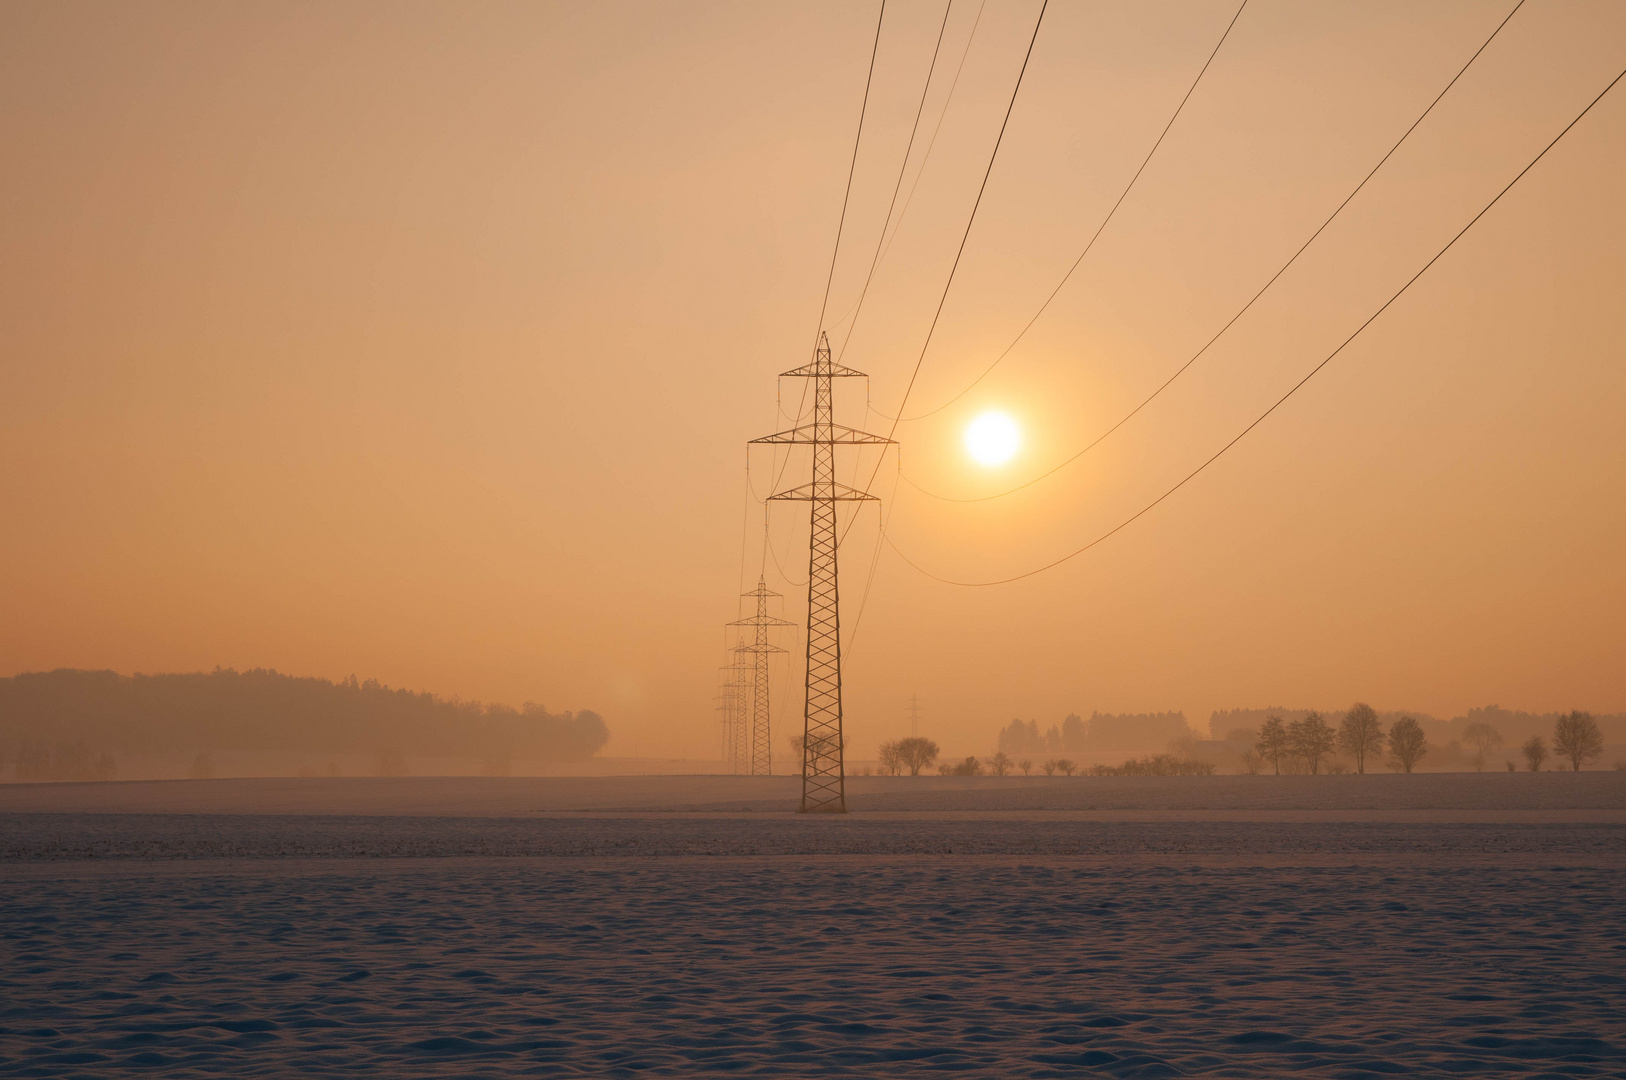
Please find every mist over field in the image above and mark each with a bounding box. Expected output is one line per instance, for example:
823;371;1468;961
7;666;1623;784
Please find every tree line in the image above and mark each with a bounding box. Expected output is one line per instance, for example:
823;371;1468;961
1247;704;1607;774
0;668;609;780
863;707;1610;780
872;740;1214;778
997;712;1195;756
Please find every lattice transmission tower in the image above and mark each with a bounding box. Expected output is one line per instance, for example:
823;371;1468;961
906;694;923;739
751;333;893;812
716;655;751;774
730;578;792;775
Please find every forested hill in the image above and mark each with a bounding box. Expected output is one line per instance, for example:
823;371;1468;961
0;668;608;761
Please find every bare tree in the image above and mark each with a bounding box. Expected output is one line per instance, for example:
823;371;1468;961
1288;711;1337;775
1553;711;1604;772
950;756;983;777
1055;758;1077;777
1460;721;1503;772
1256;716;1288;775
1041;759;1058;776
987;751;1014;777
895;737;940;776
1018;759;1033;776
1337;703;1384;774
1521;735;1548;772
1386;716;1429;773
877;741;904;776
1239;749;1262;775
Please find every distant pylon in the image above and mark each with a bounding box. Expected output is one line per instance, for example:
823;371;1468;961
726;652;751;772
906;694;923;739
717;655;751;774
714;663;734;770
751;333;893;812
730;578;792;774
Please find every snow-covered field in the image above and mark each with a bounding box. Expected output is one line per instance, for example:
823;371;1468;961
2;776;1622;1077
2;771;1625;815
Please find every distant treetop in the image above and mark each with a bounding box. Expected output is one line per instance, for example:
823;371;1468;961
0;668;608;761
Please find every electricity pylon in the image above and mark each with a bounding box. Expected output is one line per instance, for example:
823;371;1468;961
906;694;923;739
714;663;734;771
751;333;893;812
717;655;751;774
730;578;792;775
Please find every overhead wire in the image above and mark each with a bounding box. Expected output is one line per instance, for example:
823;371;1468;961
842;0;1049;646
835;0;955;519
868;0;1049;467
844;446;906;657
751;0;887;587
884;60;1626;587
874;0;1250;425
838;0;956;367
820;0;990;341
900;0;1527;504
762;0;966;592
809;0;890;347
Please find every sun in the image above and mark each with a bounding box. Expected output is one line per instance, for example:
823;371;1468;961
964;410;1021;466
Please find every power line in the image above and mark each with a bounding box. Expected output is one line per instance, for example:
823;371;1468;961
765;501;809;587
835;0;956;368
843;446;903;656
810;0;889;348
885;60;1626;588
877;0;1250;424
837;0;953;507
870;0;1050;466
841;0;1048;645
900;0;1526;504
755;0;887;581
822;0;989;340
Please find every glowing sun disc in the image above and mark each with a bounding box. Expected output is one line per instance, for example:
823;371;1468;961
965;411;1020;466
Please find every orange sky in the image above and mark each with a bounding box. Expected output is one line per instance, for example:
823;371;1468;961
2;1;1623;758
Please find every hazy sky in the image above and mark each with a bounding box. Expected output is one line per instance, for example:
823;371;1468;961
3;1;1623;757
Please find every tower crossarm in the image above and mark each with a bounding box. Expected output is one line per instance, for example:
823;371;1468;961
779;359;868;379
767;481;878;503
729;614;796;628
749;423;895;446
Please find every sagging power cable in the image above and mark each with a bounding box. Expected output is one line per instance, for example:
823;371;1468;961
825;0;988;341
887;60;1626;587
841;0;1049;644
870;0;1049;470
876;0;1250;425
901;0;1526;505
754;0;886;582
809;0;889;347
836;0;956;366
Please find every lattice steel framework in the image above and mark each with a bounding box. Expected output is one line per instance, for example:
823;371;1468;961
730;579;792;775
716;656;751;774
750;334;893;811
